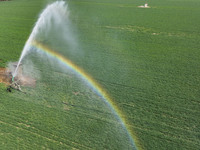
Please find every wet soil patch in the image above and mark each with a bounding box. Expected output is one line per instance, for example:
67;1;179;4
0;68;11;85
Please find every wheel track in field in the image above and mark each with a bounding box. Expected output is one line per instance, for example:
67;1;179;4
0;114;92;150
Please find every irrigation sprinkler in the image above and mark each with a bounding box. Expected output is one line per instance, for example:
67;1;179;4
12;76;14;82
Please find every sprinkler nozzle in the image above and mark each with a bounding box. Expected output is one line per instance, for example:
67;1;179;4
12;76;15;82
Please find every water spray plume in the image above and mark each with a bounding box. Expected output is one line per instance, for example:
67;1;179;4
13;1;68;77
12;1;139;149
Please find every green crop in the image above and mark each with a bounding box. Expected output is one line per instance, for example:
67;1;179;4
0;0;200;149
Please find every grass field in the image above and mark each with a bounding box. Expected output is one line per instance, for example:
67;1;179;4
0;0;200;149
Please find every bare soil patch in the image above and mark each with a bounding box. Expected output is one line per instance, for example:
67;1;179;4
0;68;11;85
0;67;36;87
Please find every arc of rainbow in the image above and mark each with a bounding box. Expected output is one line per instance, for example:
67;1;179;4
31;40;140;149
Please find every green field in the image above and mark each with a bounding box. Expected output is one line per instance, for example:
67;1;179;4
0;0;200;149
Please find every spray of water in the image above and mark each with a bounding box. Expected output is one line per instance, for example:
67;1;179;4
11;1;137;149
13;1;69;78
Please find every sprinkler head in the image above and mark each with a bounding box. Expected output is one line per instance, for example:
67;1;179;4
12;76;14;82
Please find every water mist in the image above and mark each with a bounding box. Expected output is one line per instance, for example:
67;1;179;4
13;1;69;77
11;1;137;149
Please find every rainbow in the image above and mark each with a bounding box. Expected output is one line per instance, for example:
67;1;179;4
31;40;140;149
